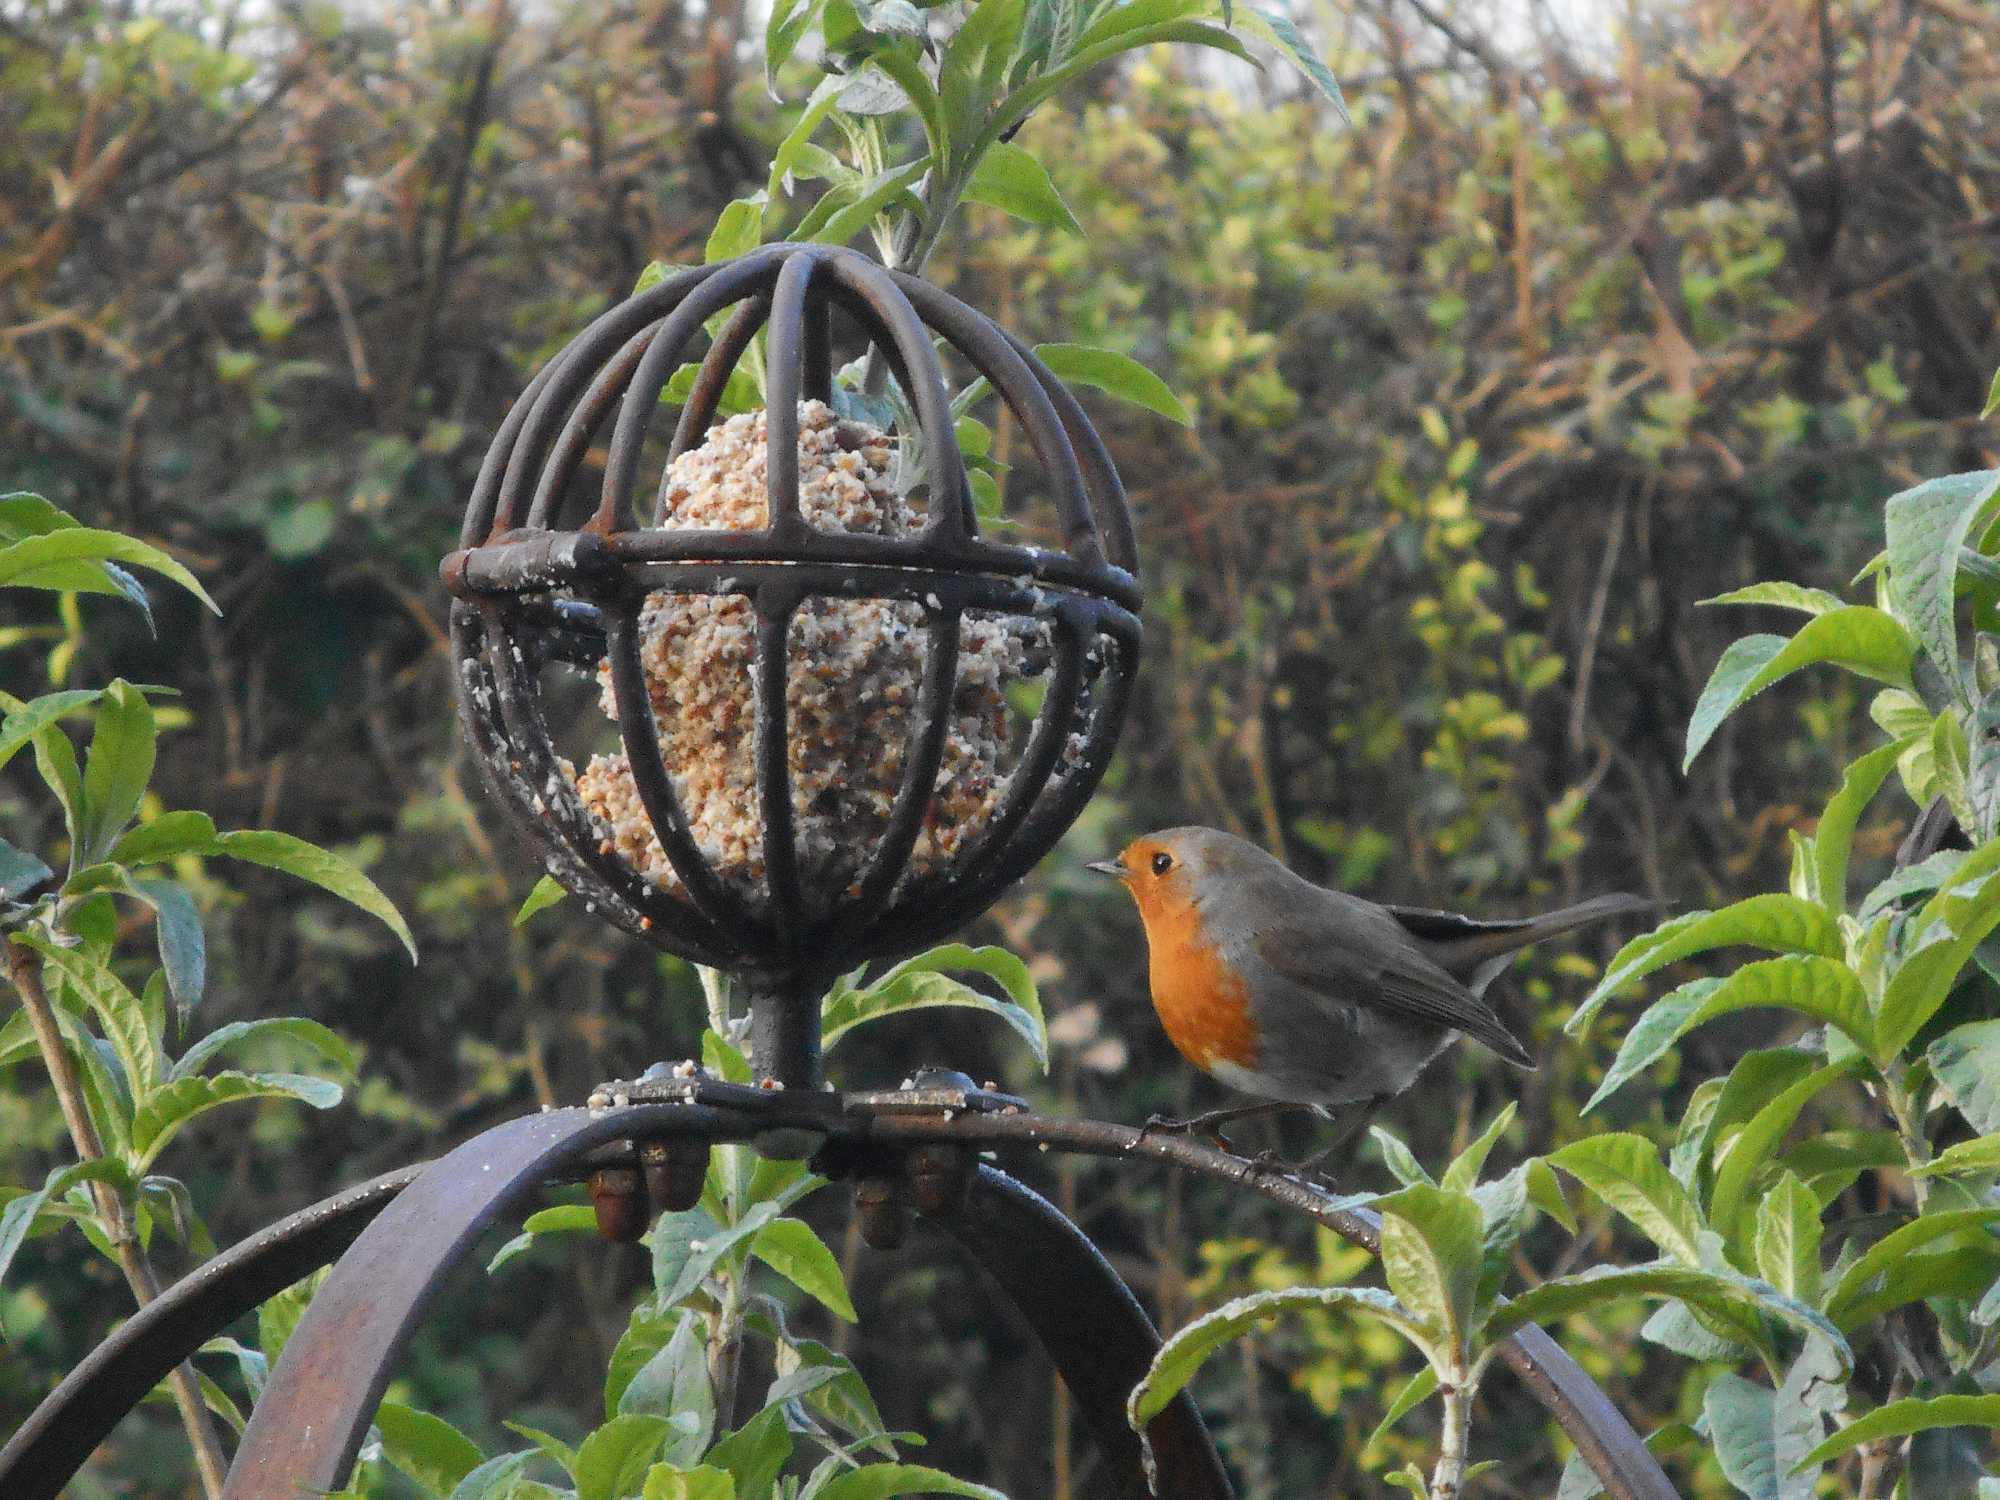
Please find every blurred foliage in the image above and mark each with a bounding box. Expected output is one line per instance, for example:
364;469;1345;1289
2;0;1998;1494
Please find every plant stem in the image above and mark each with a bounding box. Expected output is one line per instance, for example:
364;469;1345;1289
4;938;231;1500
1880;1067;1932;1212
1430;1370;1471;1499
695;964;749;1425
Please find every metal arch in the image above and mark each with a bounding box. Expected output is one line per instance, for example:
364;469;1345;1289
928;1165;1232;1500
0;1166;421;1500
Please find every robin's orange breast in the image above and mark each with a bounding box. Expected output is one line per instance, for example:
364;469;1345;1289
1135;888;1259;1073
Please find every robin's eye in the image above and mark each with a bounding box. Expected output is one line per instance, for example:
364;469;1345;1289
1150;851;1174;876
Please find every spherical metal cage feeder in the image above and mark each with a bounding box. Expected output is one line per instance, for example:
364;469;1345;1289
442;244;1141;1084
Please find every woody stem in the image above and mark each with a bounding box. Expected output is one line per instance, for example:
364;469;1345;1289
4;938;231;1500
1430;1370;1471;1499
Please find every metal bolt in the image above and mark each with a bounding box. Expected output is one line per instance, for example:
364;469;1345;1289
641;1138;708;1213
855;1177;906;1251
588;1165;646;1242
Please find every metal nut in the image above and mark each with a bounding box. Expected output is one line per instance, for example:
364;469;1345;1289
855;1176;906;1251
641;1138;709;1213
588;1165;647;1242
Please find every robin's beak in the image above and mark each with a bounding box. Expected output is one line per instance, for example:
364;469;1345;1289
1086;859;1126;878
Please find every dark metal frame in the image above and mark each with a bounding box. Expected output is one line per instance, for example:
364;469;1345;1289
1;1088;1680;1500
442;244;1140;1087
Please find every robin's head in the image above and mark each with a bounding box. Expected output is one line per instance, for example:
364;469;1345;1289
1087;826;1243;916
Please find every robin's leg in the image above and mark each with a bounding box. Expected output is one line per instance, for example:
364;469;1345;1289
1296;1095;1388;1183
1140;1100;1298;1151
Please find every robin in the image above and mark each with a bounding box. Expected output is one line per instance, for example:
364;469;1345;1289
1088;827;1647;1152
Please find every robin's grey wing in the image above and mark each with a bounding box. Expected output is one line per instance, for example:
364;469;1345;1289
1383;904;1537;946
1250;899;1534;1069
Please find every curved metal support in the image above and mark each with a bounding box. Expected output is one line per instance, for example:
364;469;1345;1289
0;1166;421;1500
929;1165;1231;1500
220;1104;735;1499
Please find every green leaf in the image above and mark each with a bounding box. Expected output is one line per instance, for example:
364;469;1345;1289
1568;896;1840;1036
1484;1262;1778;1343
0;526;219;613
1441;1103;1516;1192
801;160;928;247
1639;1299;1753;1362
1704;1370;1824;1500
1886;469;2000;703
1877;862;2000;1056
29;712;86;857
377;1401;486;1496
705;1404;791;1496
0;1157;133;1289
605;1306;682;1416
821;943;1044;1068
1928;1019;2000;1133
25;935;159;1095
0;837;53;902
1701;582;1848;616
764;0;826;93
515;874;569;927
1824;1207;2000;1326
1368;1125;1435;1187
812;1464;1005;1500
1550;1135;1705;1264
751;1216;858;1321
575;1414;676;1500
1073;0;1207;51
172;1017;356;1084
660;1201;781;1307
1126;1285;1430;1428
108;810;219;867
964;141;1082;234
620;1314;715;1463
1685;609;1917;771
1984;367;2000;421
130;1071;343;1169
652;1206;722;1299
1362;1367;1438;1457
644;1466;736;1500
1813;739;1909;914
766;76;846;197
1752;1173;1822;1305
707;196;768;262
446;1452;535;1500
1233;7;1349;120
1582;978;1721;1113
1375;1183;1482;1352
1032;342;1191;425
0;689;102;775
1795;1395;2000;1471
130;878;205;1011
1709;1057;1861;1246
209;829;416;961
1913;1132;2000;1176
1524;1158;1576;1234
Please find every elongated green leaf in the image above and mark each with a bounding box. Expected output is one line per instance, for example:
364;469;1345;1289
1032;343;1191;425
1369;1125;1435;1187
514;874;568;927
172;1017;356;1083
1376;1184;1482;1351
767;76;846;197
1704;1370;1823;1500
1913;1132;2000;1176
1877;865;2000;1055
751;1216;857;1321
1685;609;1917;771
131;1071;343;1168
1568;896;1840;1035
30;713;86;856
1859;850;1965;923
0;1157;132;1289
1927;1019;2000;1133
1363;1367;1439;1457
965;141;1082;234
1583;979;1720;1113
1234;7;1349;119
652;1205;723;1298
446;1452;534;1500
1813;739;1909;913
803;159;928;247
706;1405;791;1494
0;837;53;902
1701;582;1847;616
984;20;1256;154
575;1414;674;1500
129;878;204;1011
644;1466;736;1500
25;935;158;1095
707;196;767;262
821;943;1044;1067
80;680;154;860
813;1465;1006;1500
620;1314;715;1463
1709;1057;1861;1245
1752;1173;1822;1305
1824;1207;2000;1325
208;830;416;961
1834;1245;2000;1331
0;527;218;612
1484;1262;1771;1342
108;810;219;867
377;1401;486;1496
1885;469;2000;703
1441;1103;1516;1192
1127;1284;1429;1429
1795;1395;2000;1470
0;689;102;774
1550;1135;1704;1264
765;0;827;94
1073;0;1206;52
660;1201;781;1308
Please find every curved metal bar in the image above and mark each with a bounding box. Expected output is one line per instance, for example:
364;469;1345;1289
858;1110;1682;1500
763;250;826;545
532;326;653;533
752;587;805;939
0;1167;421;1500
929;1166;1231;1500
220;1104;739;1500
668;297;772;470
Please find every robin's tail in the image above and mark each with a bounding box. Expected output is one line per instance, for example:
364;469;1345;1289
1412;892;1653;992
